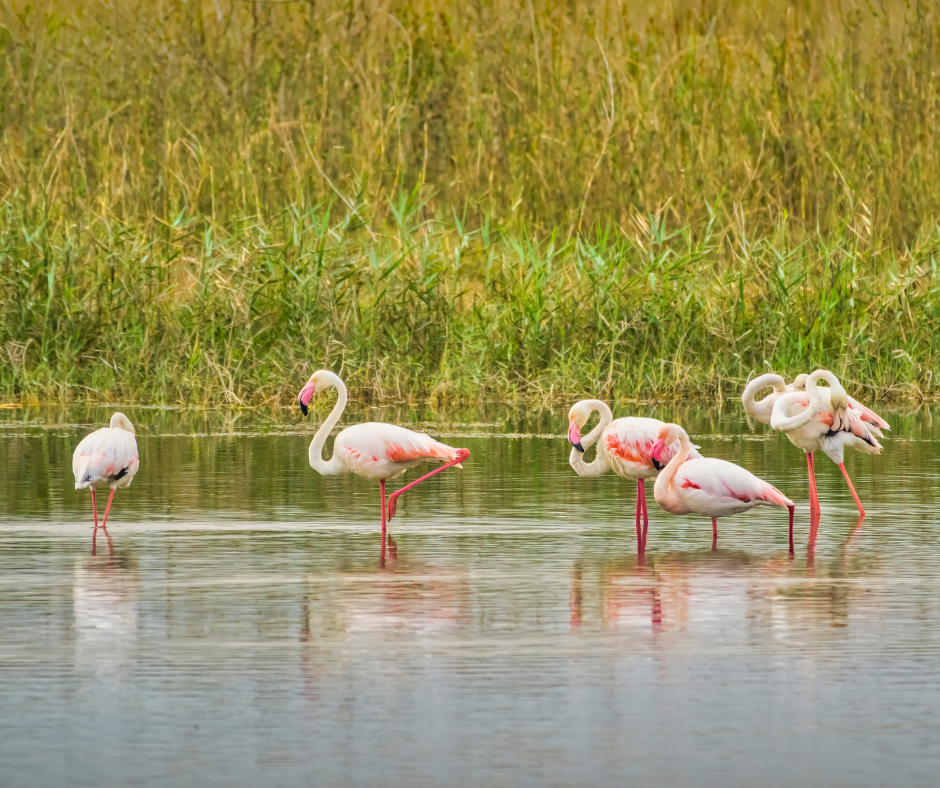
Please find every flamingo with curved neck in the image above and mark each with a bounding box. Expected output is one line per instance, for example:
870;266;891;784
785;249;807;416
650;423;795;552
567;399;699;550
770;369;882;517
298;370;469;548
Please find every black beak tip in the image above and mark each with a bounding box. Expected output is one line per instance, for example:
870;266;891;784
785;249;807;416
652;458;663;471
573;441;584;453
299;401;308;417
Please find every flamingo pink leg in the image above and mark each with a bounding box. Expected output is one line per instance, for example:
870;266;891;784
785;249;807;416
387;449;470;522
838;463;865;516
91;489;99;528
711;518;718;550
101;488;116;530
787;505;795;555
640;479;649;551
635;479;642;548
380;479;387;547
807;453;820;516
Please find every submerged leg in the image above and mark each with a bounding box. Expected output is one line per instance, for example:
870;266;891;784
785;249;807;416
101;488;116;530
838;463;866;516
787;505;795;556
712;518;718;551
640;479;649;550
380;479;387;543
635;479;642;548
807;453;820;516
387;449;470;521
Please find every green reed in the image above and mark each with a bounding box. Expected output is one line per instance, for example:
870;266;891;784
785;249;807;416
2;0;940;403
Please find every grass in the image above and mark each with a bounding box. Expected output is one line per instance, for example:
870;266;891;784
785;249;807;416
2;0;940;404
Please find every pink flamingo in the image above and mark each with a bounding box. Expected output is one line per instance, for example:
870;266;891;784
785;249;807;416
72;413;139;553
298;370;468;543
742;372;889;432
567;399;700;549
770;369;883;517
650;423;795;552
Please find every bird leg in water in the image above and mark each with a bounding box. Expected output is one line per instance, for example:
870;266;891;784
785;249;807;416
380;479;387;546
634;479;642;548
640;480;649;550
91;489;99;529
788;505;795;555
101;488;116;530
807;453;821;516
712;518;718;551
387;449;470;521
838;463;865;516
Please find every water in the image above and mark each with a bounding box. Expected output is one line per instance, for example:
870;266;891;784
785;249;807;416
1;401;938;787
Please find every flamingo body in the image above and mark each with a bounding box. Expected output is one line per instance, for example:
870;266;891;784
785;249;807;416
656;456;793;519
331;422;461;481
73;415;139;491
772;392;882;464
598;417;691;480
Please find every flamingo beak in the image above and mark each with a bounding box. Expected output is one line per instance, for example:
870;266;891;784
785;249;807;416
568;420;584;453
298;380;316;416
650;437;667;470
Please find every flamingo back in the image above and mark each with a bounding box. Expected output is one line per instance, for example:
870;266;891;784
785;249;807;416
335;422;461;480
668;457;793;518
73;428;140;490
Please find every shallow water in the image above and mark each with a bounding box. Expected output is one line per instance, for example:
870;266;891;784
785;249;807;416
1;401;938;787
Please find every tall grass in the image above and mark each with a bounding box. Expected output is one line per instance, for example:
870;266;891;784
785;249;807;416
2;0;940;402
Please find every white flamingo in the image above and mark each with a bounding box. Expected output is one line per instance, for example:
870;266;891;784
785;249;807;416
72;413;139;550
770;369;882;517
743;372;889;432
650;422;795;551
567;399;700;548
298;370;468;542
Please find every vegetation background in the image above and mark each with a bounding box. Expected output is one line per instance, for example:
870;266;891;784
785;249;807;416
2;0;940;404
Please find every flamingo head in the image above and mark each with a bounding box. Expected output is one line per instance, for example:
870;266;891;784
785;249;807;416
297;370;335;416
792;373;808;391
567;401;593;453
650;423;684;470
109;412;135;434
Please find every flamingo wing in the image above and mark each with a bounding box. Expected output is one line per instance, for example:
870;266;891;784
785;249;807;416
73;428;140;489
674;458;792;514
335;423;460;479
848;395;890;431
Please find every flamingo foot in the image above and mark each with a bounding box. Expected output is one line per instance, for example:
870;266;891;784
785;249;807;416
387;449;470;521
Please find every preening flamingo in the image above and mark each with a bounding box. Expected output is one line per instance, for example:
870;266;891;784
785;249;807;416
567;399;700;549
298;370;469;543
742;372;889;432
650;423;795;552
72;413;140;552
770;369;882;517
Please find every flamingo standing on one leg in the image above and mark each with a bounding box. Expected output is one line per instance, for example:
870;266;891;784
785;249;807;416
771;369;883;517
567;399;700;550
297;370;469;544
650;423;795;552
72;413;140;554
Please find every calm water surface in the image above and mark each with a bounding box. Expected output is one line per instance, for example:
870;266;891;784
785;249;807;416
1;401;939;787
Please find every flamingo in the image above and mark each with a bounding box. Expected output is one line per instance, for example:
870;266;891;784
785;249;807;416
72;413;139;552
742;372;889;432
567;399;700;549
650;423;795;552
770;369;882;517
297;370;469;543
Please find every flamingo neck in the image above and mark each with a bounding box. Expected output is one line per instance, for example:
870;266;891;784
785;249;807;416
309;374;348;476
742;374;786;424
569;399;612;478
653;430;692;501
771;369;840;432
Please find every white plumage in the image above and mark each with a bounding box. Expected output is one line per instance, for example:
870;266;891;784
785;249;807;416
73;413;139;491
